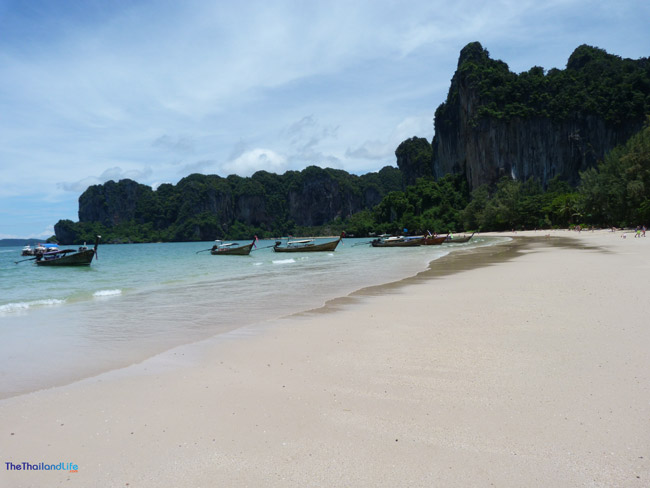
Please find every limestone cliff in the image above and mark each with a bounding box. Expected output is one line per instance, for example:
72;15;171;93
78;179;153;226
432;42;649;189
395;137;433;188
56;166;402;243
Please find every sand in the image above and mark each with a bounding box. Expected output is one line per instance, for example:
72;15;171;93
1;230;649;487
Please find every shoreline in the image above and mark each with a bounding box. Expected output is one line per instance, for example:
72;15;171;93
0;236;501;400
1;230;649;487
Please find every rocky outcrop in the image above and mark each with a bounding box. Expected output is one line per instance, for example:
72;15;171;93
434;113;640;188
78;179;153;226
432;42;648;189
286;167;363;226
235;194;268;227
57;165;403;243
53;220;78;245
395;137;433;188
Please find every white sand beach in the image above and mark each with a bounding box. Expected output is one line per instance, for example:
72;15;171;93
1;230;649;487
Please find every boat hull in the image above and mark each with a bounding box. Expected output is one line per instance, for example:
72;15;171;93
273;237;342;252
371;238;424;247
36;250;96;266
423;235;447;245
445;233;475;244
210;242;254;255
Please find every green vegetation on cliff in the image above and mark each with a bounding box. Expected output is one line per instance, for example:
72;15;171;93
453;120;650;230
579;119;650;226
56;121;650;244
395;137;433;187
55;166;403;243
345;121;650;234
436;41;650;126
54;42;650;244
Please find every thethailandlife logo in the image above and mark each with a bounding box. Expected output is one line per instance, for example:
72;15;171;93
5;461;78;472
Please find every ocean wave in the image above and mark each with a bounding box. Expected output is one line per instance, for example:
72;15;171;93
0;298;66;314
93;289;122;297
272;258;296;264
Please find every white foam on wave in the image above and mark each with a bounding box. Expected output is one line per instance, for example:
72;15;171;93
93;289;122;297
0;298;66;315
272;258;295;265
253;262;263;266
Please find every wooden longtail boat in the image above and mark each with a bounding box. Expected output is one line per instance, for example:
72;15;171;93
445;232;475;244
35;236;100;266
210;238;256;256
423;234;448;245
370;236;425;247
273;233;344;253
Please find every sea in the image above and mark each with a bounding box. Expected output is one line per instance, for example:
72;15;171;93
0;236;506;398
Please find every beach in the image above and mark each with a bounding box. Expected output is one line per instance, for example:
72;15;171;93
1;230;649;487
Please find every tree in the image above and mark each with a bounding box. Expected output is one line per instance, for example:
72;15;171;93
580;119;650;226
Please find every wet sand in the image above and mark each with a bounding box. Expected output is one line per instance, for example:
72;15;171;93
1;229;649;487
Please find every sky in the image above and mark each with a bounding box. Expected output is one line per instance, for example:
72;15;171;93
1;0;648;239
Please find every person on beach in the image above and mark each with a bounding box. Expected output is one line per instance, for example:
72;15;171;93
643;225;647;237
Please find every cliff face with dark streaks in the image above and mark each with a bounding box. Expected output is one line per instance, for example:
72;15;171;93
55;166;403;243
432;42;649;189
78;179;154;226
395;137;433;188
53;43;649;243
434;113;639;188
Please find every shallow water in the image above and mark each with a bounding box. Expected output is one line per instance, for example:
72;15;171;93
0;236;506;398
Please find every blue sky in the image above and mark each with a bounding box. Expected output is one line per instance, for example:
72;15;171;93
1;0;648;239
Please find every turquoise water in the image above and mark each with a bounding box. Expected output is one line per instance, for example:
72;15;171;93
0;236;504;398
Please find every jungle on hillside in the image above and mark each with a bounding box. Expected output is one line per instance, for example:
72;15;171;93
54;43;650;244
55;120;650;243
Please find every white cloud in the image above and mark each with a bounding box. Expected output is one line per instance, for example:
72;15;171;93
98;166;153;182
274;115;342;169
36;226;55;238
345;115;433;163
345;141;394;161
58;177;100;194
57;166;154;193
152;135;196;155
394;116;434;142
179;159;218;175
220;149;288;177
1;0;649;237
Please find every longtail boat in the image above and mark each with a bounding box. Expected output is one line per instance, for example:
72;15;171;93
210;238;256;256
23;243;58;256
370;236;425;247
273;233;344;253
35;236;100;266
423;234;448;245
445;232;475;244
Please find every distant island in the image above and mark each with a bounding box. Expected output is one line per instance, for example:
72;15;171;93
54;42;650;244
0;238;49;247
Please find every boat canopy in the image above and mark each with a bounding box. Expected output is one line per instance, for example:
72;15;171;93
288;239;314;245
